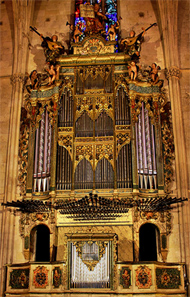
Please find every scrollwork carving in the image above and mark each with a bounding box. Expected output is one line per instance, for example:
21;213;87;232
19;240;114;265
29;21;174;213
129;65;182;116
18;108;30;196
77;65;112;82
58;128;73;158
116;125;131;156
95;143;114;168
75;144;93;169
161;102;175;192
75;93;114;121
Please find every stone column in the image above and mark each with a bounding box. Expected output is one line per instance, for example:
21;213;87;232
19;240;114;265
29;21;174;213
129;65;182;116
0;1;35;295
157;0;190;289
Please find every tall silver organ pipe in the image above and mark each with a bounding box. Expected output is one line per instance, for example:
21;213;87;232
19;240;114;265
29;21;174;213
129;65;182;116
136;102;157;189
33;106;52;192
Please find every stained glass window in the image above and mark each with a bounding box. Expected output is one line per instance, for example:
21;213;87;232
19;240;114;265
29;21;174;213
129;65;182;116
74;0;118;43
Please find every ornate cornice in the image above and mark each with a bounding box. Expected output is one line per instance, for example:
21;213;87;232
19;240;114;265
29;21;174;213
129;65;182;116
165;66;182;80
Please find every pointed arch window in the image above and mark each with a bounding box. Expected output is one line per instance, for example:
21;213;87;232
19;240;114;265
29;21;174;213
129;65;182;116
136;102;157;189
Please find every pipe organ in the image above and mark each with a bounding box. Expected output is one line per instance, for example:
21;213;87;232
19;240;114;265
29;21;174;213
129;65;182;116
14;31;179;295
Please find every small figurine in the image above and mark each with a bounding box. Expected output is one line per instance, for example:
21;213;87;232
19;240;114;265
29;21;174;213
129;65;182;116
120;23;157;60
46;64;60;85
26;70;39;93
41;34;65;63
107;20;120;41
94;3;107;33
30;27;65;63
121;29;144;60
26;70;49;93
149;63;161;84
29;70;39;89
128;61;138;80
74;24;82;43
47;64;56;85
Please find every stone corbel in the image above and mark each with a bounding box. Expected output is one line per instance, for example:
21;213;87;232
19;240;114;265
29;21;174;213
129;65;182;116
10;73;26;85
165;66;182;80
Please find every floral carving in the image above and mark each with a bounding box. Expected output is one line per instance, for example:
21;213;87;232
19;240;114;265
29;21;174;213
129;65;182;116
135;265;152;289
161;102;175;192
156;268;181;289
33;266;49;288
165;66;182;80
18;108;30;196
9;269;29;289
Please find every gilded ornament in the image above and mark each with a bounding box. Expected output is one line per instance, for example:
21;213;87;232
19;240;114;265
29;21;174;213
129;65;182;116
161;103;175;192
18;108;30;196
135;265;152;289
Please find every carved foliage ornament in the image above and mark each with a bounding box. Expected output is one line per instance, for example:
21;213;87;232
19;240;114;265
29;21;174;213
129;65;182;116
24;97;58;129
75;38;114;55
33;266;49;288
156;268;181;289
135;265;152;289
60;77;74;96
165;66;182;80
19;211;55;239
129;92;162;125
161;102;175;191
9;269;29;289
75;141;114;170
18;108;30;196
10;73;26;85
115;125;131;157
58;127;73;158
75;93;114;121
77;65;112;82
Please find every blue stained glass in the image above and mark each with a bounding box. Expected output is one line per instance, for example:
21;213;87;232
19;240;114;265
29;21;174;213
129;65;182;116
74;0;118;43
